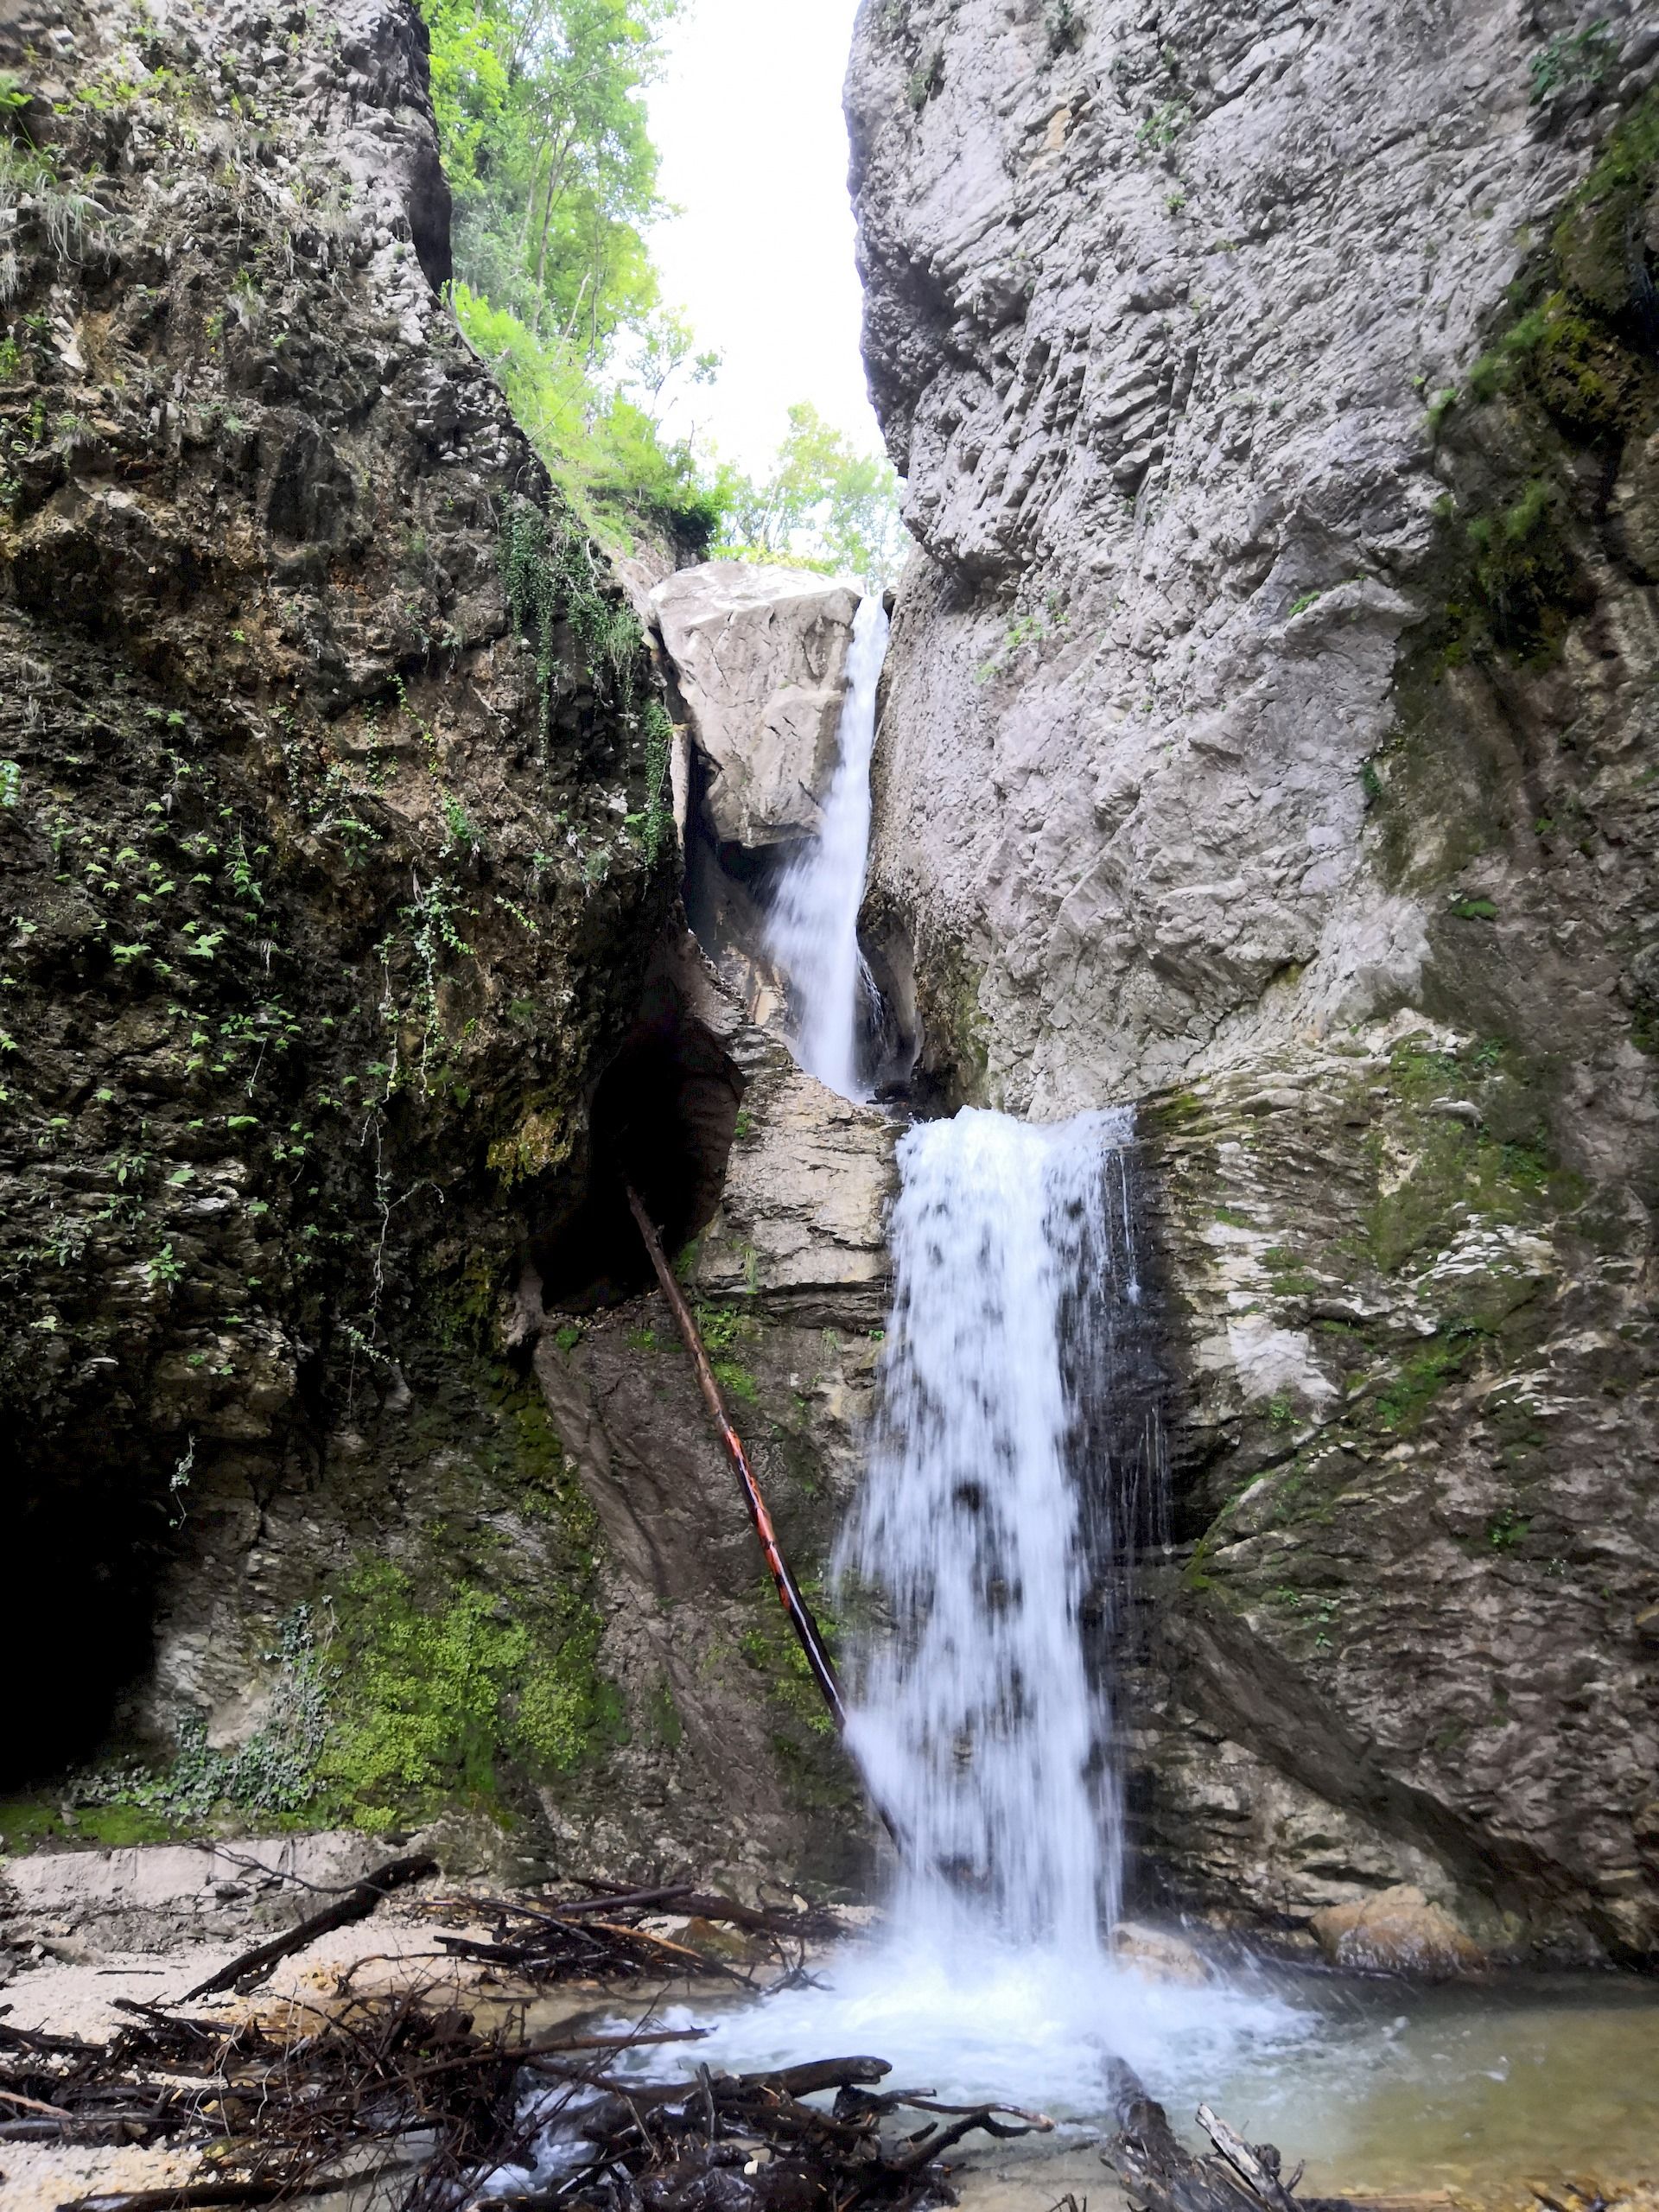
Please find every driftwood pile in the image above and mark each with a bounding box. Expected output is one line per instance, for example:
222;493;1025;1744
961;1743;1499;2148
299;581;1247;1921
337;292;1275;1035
0;1853;1356;2212
477;2048;1053;2212
429;1878;840;1989
0;1993;1052;2212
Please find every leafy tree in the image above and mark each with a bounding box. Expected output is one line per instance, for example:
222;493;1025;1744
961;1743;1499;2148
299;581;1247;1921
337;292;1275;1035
717;403;908;586
416;2;909;576
420;0;719;541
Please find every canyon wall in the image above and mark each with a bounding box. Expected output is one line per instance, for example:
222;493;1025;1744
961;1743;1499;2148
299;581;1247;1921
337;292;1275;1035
849;0;1659;1959
0;0;877;1885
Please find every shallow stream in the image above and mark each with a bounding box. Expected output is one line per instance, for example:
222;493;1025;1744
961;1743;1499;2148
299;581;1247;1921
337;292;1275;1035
598;1947;1659;2197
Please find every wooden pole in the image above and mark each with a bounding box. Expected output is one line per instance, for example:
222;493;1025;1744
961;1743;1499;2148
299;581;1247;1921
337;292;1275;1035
625;1185;845;1726
623;1185;906;1855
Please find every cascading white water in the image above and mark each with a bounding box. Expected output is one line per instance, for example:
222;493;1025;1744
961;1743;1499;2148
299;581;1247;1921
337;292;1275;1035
839;1104;1136;1957
550;1101;1303;2126
765;593;889;1100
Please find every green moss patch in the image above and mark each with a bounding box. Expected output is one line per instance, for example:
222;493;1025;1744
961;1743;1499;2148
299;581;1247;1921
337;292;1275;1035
320;1561;622;1829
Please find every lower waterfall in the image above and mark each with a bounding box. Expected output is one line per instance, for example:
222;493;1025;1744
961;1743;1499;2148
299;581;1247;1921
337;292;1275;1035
839;1104;1139;1955
594;1104;1299;2118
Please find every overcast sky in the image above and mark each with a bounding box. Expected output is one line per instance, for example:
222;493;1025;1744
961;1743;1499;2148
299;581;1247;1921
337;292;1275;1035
645;0;880;474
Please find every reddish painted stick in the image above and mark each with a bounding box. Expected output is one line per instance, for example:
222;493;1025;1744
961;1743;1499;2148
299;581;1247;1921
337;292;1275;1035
625;1185;847;1728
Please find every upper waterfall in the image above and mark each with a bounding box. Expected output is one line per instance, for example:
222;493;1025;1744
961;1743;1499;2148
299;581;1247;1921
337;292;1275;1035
765;593;890;1101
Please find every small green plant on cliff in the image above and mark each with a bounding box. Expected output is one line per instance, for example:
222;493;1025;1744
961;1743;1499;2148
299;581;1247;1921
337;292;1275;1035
693;1300;741;1353
1528;20;1616;105
1137;99;1190;150
73;1607;334;1827
628;701;674;866
974;594;1069;683
500;500;644;744
1486;1505;1533;1550
908;46;944;109
1045;0;1085;56
380;873;475;1094
739;1578;842;1740
318;1562;620;1825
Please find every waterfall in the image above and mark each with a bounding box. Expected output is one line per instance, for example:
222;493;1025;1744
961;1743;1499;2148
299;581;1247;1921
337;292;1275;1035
838;1104;1145;1956
766;593;889;1100
539;1109;1299;2132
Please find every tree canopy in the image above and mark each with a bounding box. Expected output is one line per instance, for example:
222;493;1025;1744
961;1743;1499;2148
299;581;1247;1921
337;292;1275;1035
418;0;909;582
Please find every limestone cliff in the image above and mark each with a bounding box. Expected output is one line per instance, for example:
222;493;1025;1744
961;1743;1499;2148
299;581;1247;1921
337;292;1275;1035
0;0;879;1884
848;0;1659;1959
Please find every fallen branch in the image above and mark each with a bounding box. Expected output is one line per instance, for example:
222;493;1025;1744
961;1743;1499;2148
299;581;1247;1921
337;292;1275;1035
624;1184;906;1855
179;1854;437;2001
55;2172;393;2212
624;1185;844;1723
1103;2059;1351;2212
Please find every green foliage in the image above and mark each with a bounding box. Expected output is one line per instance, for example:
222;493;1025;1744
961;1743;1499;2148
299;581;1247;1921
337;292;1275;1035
713;402;907;586
1528;19;1616;105
637;701;673;865
423;0;669;346
907;47;944;109
1137;100;1189;149
0;1796;67;1850
74;1608;334;1827
324;1566;528;1805
143;1240;185;1287
499;499;646;771
394;872;475;1089
973;593;1070;683
424;0;897;566
418;0;731;542
739;1580;841;1738
1457;474;1586;657
0;760;20;806
321;1562;620;1821
713;1357;759;1403
693;1300;741;1352
1486;1505;1533;1550
1372;1336;1473;1431
1045;0;1084;56
453;282;721;543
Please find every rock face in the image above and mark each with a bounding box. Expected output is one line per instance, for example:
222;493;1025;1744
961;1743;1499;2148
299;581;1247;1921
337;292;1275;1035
653;563;861;849
521;935;896;1884
848;0;1659;1956
0;0;873;1879
1308;1884;1486;1979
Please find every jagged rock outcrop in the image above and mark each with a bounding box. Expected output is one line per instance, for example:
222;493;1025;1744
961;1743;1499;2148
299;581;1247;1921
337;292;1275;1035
653;563;861;849
849;0;1659;1956
0;0;860;1877
522;935;896;1882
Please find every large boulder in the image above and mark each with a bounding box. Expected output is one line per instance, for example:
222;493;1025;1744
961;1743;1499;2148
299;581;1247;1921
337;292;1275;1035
1309;1886;1486;1980
652;563;861;849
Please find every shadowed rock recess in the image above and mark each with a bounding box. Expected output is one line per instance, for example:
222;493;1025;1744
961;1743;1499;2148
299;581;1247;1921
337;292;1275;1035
849;0;1658;1960
0;0;883;1882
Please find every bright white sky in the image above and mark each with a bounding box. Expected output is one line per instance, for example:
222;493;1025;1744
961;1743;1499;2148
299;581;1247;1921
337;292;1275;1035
645;0;880;474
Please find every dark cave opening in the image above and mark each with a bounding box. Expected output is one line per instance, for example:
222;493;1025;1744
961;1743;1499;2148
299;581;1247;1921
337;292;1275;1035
8;1455;164;1789
531;959;745;1312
